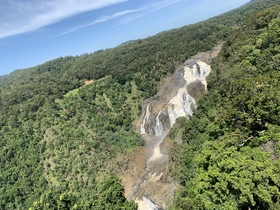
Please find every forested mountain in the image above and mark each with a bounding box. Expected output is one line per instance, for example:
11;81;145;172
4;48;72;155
0;0;279;209
169;4;280;209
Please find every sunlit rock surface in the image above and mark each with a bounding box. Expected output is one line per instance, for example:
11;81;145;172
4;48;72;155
122;45;221;210
140;59;211;136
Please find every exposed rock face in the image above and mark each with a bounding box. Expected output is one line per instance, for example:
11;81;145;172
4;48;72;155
140;60;211;137
121;45;221;210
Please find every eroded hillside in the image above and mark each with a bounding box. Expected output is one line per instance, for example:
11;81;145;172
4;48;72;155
0;0;280;209
121;45;221;209
169;5;280;209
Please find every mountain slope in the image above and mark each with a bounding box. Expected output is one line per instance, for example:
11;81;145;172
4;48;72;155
169;5;280;209
0;0;280;209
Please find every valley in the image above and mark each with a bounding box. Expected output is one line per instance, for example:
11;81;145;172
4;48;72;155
0;1;279;209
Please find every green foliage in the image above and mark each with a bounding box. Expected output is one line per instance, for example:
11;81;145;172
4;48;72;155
1;0;280;209
172;142;280;210
29;175;136;210
170;5;280;210
95;176;137;210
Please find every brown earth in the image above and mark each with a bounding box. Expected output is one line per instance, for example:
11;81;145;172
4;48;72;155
119;45;222;209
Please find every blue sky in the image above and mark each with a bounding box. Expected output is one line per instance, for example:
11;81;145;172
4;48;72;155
0;0;249;76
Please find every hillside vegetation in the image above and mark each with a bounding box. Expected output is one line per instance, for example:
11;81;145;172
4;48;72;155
0;0;279;209
169;5;280;209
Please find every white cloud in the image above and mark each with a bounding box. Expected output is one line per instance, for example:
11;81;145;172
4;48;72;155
53;9;139;38
118;0;181;25
0;0;128;39
48;0;180;38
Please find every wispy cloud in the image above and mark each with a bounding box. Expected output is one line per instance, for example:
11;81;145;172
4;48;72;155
55;9;139;37
0;0;128;39
48;0;181;38
118;0;182;25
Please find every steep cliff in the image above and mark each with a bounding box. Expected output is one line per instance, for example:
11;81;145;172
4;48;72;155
121;45;221;209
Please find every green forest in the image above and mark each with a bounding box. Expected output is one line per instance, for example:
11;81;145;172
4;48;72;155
169;4;280;210
0;0;280;209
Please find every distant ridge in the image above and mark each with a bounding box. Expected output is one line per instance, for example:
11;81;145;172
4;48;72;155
118;39;139;47
0;1;280;209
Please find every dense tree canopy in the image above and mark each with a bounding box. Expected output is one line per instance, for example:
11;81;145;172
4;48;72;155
170;5;280;210
0;0;280;209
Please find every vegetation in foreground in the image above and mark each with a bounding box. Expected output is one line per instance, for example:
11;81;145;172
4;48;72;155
169;5;280;209
0;0;279;209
